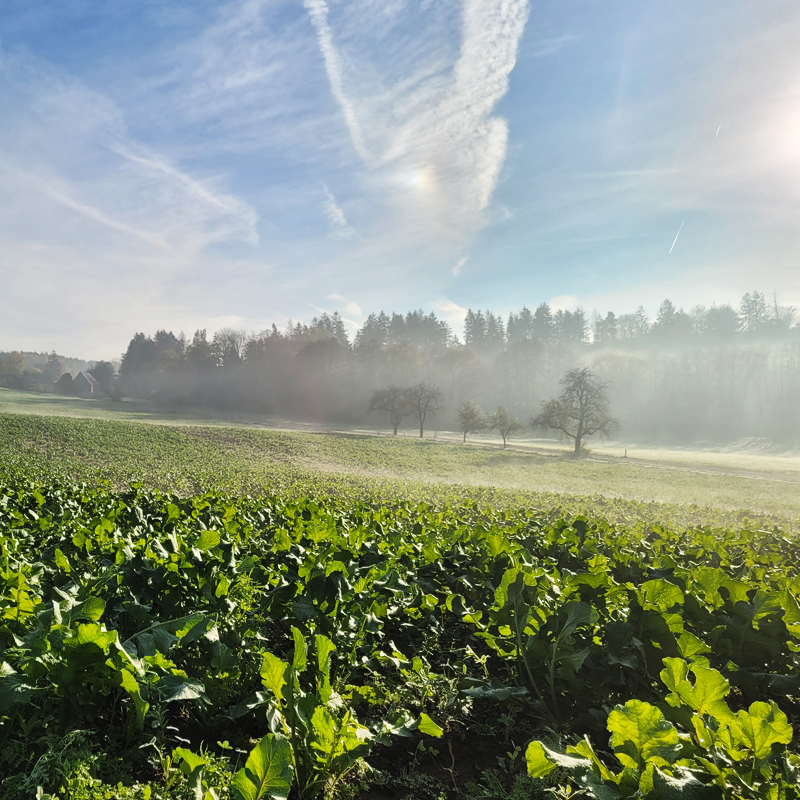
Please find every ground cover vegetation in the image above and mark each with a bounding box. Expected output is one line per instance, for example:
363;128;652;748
2;466;800;799
0;412;797;532
1;412;800;798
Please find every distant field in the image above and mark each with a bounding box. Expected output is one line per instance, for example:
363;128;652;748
1;404;798;532
3;386;800;471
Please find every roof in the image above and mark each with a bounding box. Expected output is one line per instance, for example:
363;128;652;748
75;371;98;386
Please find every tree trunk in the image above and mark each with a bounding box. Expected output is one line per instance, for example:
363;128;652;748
393;424;398;435
463;432;467;443
419;424;424;438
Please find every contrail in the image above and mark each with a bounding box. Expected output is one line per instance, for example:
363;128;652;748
669;218;685;254
715;124;722;138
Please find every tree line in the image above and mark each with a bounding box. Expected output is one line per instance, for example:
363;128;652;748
2;290;798;444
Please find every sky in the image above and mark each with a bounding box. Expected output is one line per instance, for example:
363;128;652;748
1;0;799;359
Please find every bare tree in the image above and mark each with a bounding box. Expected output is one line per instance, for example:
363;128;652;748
457;400;485;443
489;406;523;448
531;367;618;457
406;382;442;438
369;385;409;435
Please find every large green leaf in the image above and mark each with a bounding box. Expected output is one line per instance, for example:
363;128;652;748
607;699;681;770
196;530;221;551
525;740;590;779
660;658;733;723
231;734;294;800
315;634;335;675
157;675;206;703
310;705;336;754
78;596;106;623
652;767;722;799
728;701;792;760
640;579;683;612
118;668;149;729
66;623;117;652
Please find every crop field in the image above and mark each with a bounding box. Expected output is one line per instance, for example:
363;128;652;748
1;409;800;799
1;411;798;533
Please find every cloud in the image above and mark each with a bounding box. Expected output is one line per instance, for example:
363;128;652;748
0;49;259;257
303;0;370;162
549;295;578;312
0;161;172;251
328;292;362;316
321;186;355;237
453;256;467;276
303;0;529;244
527;33;581;58
110;144;259;245
430;297;468;330
0;45;264;356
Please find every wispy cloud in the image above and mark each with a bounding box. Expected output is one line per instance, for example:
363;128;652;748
527;33;581;58
303;0;529;242
110;144;259;245
321;186;355;237
0;44;264;355
453;256;467;276
303;0;370;162
0;160;172;250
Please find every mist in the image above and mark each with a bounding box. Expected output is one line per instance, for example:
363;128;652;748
6;290;796;447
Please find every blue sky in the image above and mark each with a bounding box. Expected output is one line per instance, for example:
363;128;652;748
1;0;799;358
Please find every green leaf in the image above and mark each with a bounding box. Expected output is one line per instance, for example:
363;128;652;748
524;742;558;778
569;736;618;782
607;699;681;770
728;701;792;760
54;548;71;573
231;734;294;800
310;705;336;752
157;675;206;703
175;746;208;770
557;601;597;639
292;596;316;621
460;677;529;701
652;767;722;799
197;530;221;551
261;653;289;702
417;713;443;738
66;623;117;651
525;740;592;779
78;597;106;622
677;632;711;664
0;662;33;713
174;614;212;645
315;634;335;675
660;659;733;723
291;627;307;672
118;668;149;729
640;579;683;612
